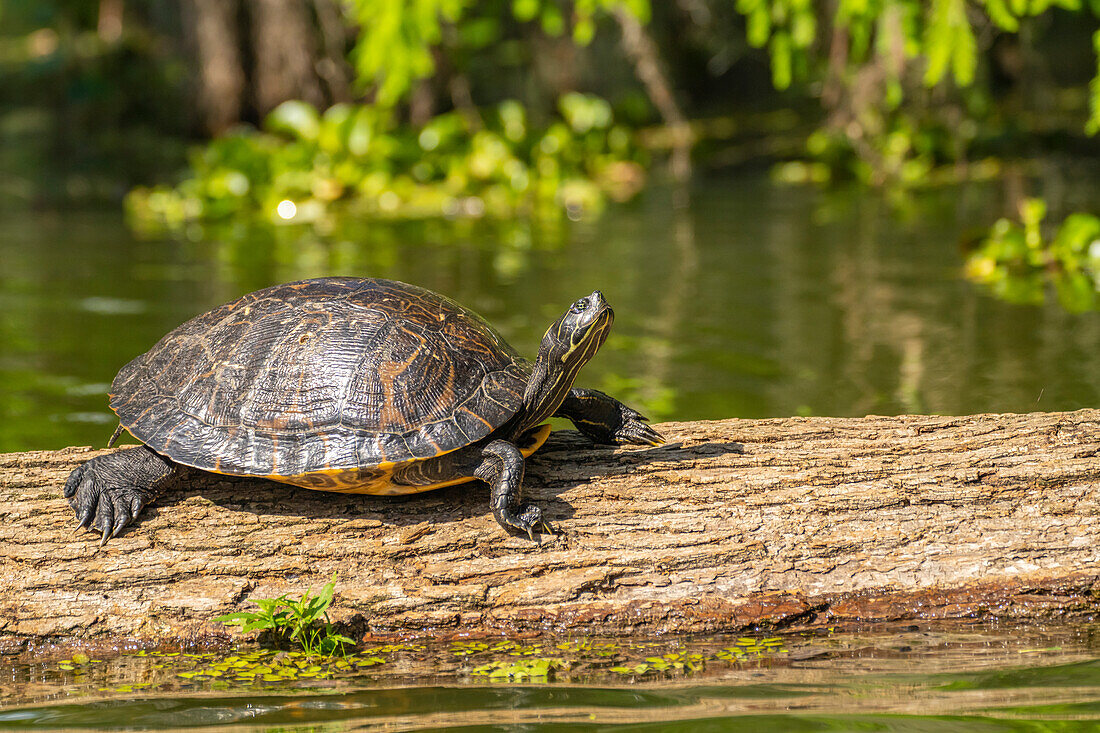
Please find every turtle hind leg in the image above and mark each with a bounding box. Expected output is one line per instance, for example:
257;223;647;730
64;446;180;545
554;388;664;446
475;440;552;540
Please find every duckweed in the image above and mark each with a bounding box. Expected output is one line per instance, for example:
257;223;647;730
152;649;388;688
470;658;566;681
451;640;544;657
49;633;799;696
607;636;790;677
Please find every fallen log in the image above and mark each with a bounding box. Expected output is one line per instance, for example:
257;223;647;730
1;409;1099;650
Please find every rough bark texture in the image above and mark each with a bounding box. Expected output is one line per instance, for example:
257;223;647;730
2;410;1099;650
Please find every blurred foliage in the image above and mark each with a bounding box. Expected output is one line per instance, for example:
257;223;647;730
737;0;1100;186
965;197;1100;311
3;0;1100;201
343;0;650;107
126;93;646;232
0;1;187;204
4;0;1100;323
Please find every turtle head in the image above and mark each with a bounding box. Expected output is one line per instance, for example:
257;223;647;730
522;290;614;425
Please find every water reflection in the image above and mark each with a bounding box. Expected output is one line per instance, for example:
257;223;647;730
1;175;1098;452
3;627;1100;730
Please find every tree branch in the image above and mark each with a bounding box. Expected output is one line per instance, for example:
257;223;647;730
613;8;693;181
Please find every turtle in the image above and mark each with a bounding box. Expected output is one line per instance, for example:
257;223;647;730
64;277;663;544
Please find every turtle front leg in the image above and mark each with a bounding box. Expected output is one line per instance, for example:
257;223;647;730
475;440;552;540
554;388;664;446
63;446;181;545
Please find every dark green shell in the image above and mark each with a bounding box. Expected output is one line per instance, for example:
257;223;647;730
109;278;529;478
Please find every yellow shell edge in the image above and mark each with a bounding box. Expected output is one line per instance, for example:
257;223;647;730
242;423;551;495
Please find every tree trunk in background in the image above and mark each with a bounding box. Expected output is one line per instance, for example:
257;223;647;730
2;410;1099;649
613;7;693;181
250;0;326;116
182;0;246;134
310;0;354;104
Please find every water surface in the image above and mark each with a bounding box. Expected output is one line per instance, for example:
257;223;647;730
3;626;1100;730
2;174;1097;452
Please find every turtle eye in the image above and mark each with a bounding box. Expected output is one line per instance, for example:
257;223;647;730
571;299;589;314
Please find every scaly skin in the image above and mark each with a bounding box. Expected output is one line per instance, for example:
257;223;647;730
63;446;181;544
475;440;552;540
555;388;664;446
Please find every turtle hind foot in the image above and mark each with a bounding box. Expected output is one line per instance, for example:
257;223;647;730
64;446;176;545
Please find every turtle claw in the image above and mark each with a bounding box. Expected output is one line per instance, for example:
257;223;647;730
505;502;553;542
614;408;665;447
621;421;664;447
526;519;556;543
561;390;665;447
75;504;95;532
537;520;556;539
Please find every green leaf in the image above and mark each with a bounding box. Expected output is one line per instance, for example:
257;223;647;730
791;10;816;48
317;573;338;610
266;101;322;141
512;0;539;21
242;618;276;634
950;17;977;85
924;0;977;87
738;0;771;48
1087;29;1100;135
982;0;1019;29
573;17;596;46
1054;270;1098;312
1052;213;1100;256
770;31;793;90
540;4;565;36
458;17;501;49
328;634;356;645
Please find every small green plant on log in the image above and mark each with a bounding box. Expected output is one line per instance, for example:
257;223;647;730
214;573;355;657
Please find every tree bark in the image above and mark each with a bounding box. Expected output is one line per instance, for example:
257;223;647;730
2;410;1098;650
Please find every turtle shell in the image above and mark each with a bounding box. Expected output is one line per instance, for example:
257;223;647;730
109;278;530;482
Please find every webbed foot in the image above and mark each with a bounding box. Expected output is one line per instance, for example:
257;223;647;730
556;388;665;446
63;446;175;545
608;403;664;446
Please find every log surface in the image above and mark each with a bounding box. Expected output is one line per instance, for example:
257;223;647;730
2;410;1099;647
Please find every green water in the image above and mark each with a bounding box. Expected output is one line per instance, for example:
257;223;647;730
3;174;1100;728
4;627;1100;730
2;175;1098;453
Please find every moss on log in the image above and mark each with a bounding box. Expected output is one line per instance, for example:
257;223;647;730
2;410;1099;649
